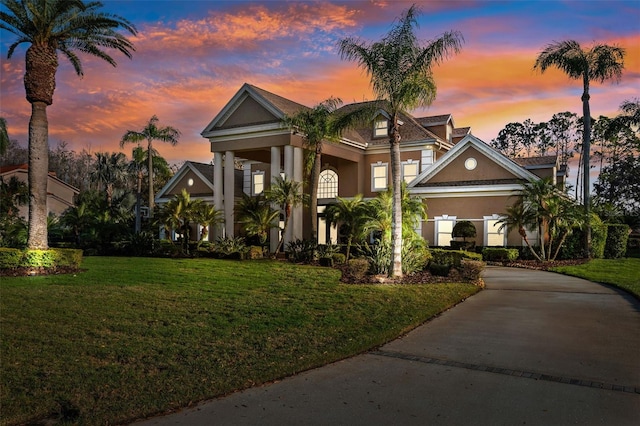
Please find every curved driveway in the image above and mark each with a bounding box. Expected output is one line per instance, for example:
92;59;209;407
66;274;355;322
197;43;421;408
133;266;640;426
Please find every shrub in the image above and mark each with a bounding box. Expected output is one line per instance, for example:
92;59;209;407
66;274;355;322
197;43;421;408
402;239;431;275
55;249;83;268
345;258;369;281
332;253;346;264
286;239;317;263
319;257;334;267
22;250;58;268
212;237;248;259
429;263;451;276
482;247;519;262
247;245;265;260
459;259;485;283
430;248;482;267
363;241;391;275
0;248;23;268
317;243;340;258
154;240;183;258
604;224;630;259
590;215;607;259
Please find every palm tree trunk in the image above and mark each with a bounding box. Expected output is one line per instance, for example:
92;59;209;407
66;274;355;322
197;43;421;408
309;145;322;241
147;138;154;216
27;101;49;249
581;79;592;258
273;211;290;256
389;121;403;278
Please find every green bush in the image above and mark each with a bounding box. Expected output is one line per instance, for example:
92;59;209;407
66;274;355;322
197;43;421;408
332;253;346;264
591;215;607;259
55;249;83;268
247;245;265;260
363;241;391;275
286;239;318;263
429;263;451;276
345;258;369;281
482;247;519;262
604;224;630;259
459;259;485;283
22;250;58;268
319;257;334;267
0;248;23;268
430;248;482;267
402;239;431;275
154;240;183;258
212;237;248;259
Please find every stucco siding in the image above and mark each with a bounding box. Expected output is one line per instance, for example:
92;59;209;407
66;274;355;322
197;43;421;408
428;146;519;184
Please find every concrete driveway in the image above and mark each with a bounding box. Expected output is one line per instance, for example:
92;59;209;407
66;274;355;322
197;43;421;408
132;266;640;426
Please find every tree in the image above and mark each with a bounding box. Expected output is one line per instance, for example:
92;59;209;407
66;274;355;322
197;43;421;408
324;194;370;261
497;201;541;261
91;152;127;207
120;115;180;215
192;203;223;248
237;193;278;245
265;176;307;256
282;98;370;241
534;40;625;256
0;117;8;155
156;189;204;254
338;4;463;277
1;0;136;249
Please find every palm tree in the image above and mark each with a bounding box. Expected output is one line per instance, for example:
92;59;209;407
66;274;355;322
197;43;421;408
192;203;223;247
0;117;8;155
156;189;204;254
534;40;625;257
338;4;463;277
237;193;279;245
1;0;136;249
91;152;126;207
120;115;180;215
497;201;541;261
265;176;307;256
282;98;372;241
520;178;558;260
325;194;370;261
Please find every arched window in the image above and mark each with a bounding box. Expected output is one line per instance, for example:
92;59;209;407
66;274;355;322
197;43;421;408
318;169;338;198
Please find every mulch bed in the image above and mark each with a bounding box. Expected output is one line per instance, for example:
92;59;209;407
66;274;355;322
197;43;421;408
0;266;83;277
490;258;589;271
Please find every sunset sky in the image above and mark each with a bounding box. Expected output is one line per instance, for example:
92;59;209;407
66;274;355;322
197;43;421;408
1;0;639;166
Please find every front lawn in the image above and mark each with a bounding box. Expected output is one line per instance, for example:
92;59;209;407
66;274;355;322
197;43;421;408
550;258;640;298
1;257;479;425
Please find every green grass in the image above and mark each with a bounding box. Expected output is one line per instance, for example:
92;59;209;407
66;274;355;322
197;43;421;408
551;258;640;298
1;257;479;425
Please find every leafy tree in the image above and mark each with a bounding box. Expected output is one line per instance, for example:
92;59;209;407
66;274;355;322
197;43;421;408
0;175;29;248
338;4;463;277
0;117;8;155
534;40;625;256
282;97;370;240
594;153;640;219
91;152;127;207
491;122;526;157
324;194;370;261
156;189;204;254
120;115;180;215
265;176;307;256
1;0;136;249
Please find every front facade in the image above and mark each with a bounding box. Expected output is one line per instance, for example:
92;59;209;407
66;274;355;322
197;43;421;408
195;83;563;251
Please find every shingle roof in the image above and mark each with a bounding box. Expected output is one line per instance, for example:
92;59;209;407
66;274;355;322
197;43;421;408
248;84;309;117
453;127;471;137
513;156;558;167
417;178;525;187
416;114;452;126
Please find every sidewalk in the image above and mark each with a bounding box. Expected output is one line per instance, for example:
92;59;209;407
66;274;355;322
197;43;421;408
132;267;640;425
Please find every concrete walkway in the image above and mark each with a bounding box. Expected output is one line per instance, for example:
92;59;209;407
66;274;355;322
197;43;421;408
132;267;640;426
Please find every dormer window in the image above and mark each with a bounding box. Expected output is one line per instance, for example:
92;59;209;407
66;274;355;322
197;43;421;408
374;118;388;138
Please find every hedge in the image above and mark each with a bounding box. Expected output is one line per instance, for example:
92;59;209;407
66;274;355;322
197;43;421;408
482;247;519;262
429;248;482;267
0;248;83;270
604;224;630;259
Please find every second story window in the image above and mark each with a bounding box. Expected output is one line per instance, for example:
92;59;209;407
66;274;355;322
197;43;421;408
402;160;419;183
318;169;338;198
252;171;264;195
371;162;388;192
374;118;388;138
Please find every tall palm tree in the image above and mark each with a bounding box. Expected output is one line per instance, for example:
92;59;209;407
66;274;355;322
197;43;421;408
156;189;204;254
91;152;126;207
1;0;136;249
497;201;541;261
325;194;370;261
534;40;625;257
282;97;372;241
0;117;8;155
265;176;307;256
520;178;558;260
120;115;180;215
338;4;463;277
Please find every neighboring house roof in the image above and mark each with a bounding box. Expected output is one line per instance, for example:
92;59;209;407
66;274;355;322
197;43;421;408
513;155;558;169
453;127;471;137
416;114;453;127
0;163;80;194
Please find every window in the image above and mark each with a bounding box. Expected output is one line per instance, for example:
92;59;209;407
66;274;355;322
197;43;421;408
484;215;506;246
435;215;456;247
318;169;338;199
374;119;388;138
421;149;434;172
402;160;419;183
252;171;264;195
317;205;338;245
371;163;388;191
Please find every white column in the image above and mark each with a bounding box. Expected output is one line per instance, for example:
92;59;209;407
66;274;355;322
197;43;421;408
283;146;294;245
213;152;224;240
292;146;304;241
224;151;235;238
270;147;281;253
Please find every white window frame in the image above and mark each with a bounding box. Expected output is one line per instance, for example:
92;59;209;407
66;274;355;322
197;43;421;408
402;160;419;184
421;149;434;172
484;215;506;247
318;169;338;199
434;215;456;247
371;162;388;192
374;118;388;138
252;171;265;196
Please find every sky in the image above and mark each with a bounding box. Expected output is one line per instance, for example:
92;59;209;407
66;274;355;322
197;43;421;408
1;0;639;167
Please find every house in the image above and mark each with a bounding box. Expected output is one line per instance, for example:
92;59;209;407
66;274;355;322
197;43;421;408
196;83;561;251
0;163;79;219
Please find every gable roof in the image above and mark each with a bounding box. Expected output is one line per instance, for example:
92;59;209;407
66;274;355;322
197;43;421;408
155;161;215;202
410;134;539;189
513;155;558;169
201;83;308;136
0;163;80;193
